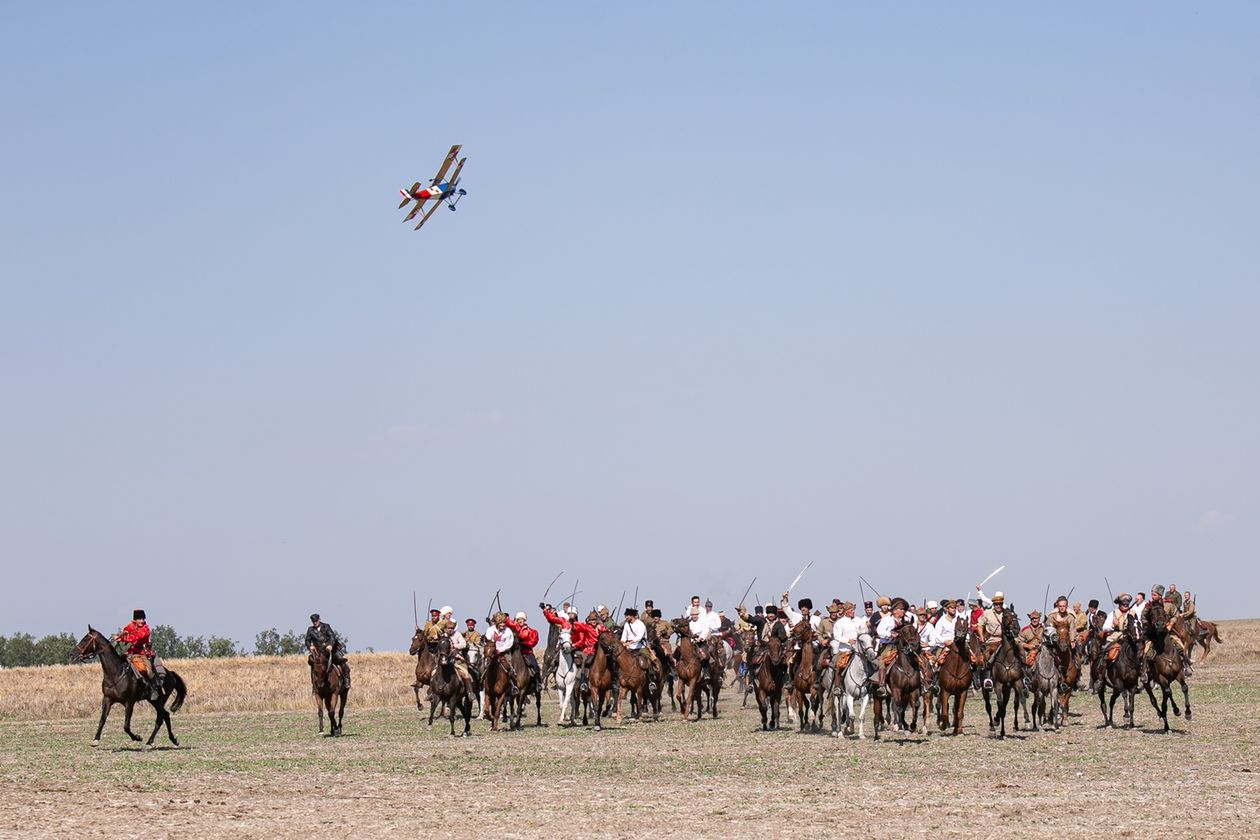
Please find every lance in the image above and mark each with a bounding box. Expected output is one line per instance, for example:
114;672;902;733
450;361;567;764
858;575;881;598
632;586;639;610
1104;577;1114;603
737;576;756;609
541;570;565;605
412;592;418;628
614;589;627;618
1066;585;1076;602
978;564;1006;590
788;561;814;594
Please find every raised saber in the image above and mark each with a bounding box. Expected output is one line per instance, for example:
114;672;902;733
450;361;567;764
788;561;814;595
413;591;418;628
858;576;881;598
1104;577;1114;603
978;564;1006;590
541;570;565;604
737;576;756;609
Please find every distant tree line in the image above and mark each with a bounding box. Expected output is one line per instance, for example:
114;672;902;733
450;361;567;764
0;626;344;668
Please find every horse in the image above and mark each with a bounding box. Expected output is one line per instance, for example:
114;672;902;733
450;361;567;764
988;608;1023;739
697;636;727;719
1046;622;1079;723
789;621;819;731
1186;618;1223;663
541;616;561;691
671;619;704;722
1084;611;1107;693
730;628;751;695
553;627;580;725
1099;613;1141;729
751;633;787;731
505;641;542;729
308;643;349;736
427;635;472;736
884;621;925;735
935;619;976;736
1028;633;1061;731
649;623;676;713
1142;603;1191;733
70;627;187;748
596;631;657;724
480;637;515;732
586;636;615;730
409;628;438;713
833;626;879;739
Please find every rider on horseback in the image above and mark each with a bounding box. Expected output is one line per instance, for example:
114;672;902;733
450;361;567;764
1016;611;1046;689
1141;585;1190;678
304;613;351;689
443;620;479;706
113;609;167;702
977;592;1023;690
620;607;658;691
871;597;914;697
486;613;519;697
504;611;541;688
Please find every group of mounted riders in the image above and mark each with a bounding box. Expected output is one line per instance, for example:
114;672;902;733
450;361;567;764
67;579;1220;745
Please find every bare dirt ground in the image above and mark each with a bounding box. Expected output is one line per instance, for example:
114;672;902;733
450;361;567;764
2;620;1258;838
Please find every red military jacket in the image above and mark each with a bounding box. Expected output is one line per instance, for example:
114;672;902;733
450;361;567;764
118;620;153;657
542;608;600;655
504;618;540;654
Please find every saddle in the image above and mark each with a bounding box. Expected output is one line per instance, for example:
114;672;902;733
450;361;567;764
129;655;154;680
1024;649;1039;668
835;650;853;671
1106;645;1120;662
879;647;898;666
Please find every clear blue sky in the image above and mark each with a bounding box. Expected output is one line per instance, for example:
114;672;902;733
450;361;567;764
2;5;1256;650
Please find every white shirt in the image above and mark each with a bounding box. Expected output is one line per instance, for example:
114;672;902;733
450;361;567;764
688;613;711;641
876;614;900;646
830;615;859;653
931;613;962;647
448;630;467;652
780;601;822;630
621;618;647;650
919;619;937;647
1101;609;1130;634
489;625;515;653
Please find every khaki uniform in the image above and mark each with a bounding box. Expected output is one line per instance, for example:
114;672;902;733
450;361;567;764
423;619;444;641
1046;610;1075;640
463;630;482;647
979;607;1004;643
816;616;836;643
1017;625;1044;666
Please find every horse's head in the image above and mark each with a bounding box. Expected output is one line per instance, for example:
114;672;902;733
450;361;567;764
409;627;426;656
765;635;783;665
434;635;453;665
69;626;104;664
791;620;813;644
672;618;691;638
894;621;920;653
1001;607;1021;639
596;629;618;654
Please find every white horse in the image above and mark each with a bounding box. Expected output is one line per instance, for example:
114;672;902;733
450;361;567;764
554;628;579;724
835;628;880;739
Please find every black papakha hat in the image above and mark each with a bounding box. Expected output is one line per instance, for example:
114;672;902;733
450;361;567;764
1088;599;1099;609
651;609;662;619
133;609;146;621
625;607;638;617
798;598;813;610
754;605;764;614
310;613;320;622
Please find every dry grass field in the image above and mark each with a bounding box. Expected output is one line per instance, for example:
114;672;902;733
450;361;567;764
1;620;1258;838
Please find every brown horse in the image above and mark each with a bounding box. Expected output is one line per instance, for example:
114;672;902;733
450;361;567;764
70;627;187;747
426;635;473;736
935;618;975;736
790;621;817;731
988;609;1023;739
309;643;349;736
409;628;438;712
596;632;657;723
1143;603;1191;733
1099;613;1141;729
750;633;787;730
885;621;924;735
697;636;726;719
671;619;705;721
1084;611;1107;693
1189;619;1224;663
1047;622;1079;723
480;638;514;732
586;635;616;730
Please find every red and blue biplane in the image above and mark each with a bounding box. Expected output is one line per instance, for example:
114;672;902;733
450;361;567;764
398;144;467;231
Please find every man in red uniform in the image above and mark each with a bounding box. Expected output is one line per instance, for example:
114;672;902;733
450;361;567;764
113;609;166;701
542;603;600;692
505;610;541;686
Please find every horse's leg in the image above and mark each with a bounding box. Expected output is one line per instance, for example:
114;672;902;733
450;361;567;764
92;697;112;745
428;691;438;728
983;688;994;730
535;685;543;726
123;702;141;742
145;701;164;746
954;691;967;736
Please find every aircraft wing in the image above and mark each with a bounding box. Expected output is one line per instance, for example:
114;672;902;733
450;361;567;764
413;199;445;231
448;157;466;186
432;144;461;184
402;196;429;223
398;181;421;209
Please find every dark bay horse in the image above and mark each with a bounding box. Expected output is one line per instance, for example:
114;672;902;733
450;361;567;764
988;609;1023;739
596;632;657;723
885;622;924;735
409;628;438;713
790;621;818;731
698;636;726;719
935;619;975;736
427;636;472;736
480;637;515;732
1143;603;1191;733
586;637;615;730
70;627;186;747
309;643;348;736
1047;622;1079;722
751;634;787;731
1099;613;1140;729
671;620;704;722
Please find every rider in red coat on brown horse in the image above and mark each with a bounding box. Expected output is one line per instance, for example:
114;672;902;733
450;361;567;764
113;609;167;701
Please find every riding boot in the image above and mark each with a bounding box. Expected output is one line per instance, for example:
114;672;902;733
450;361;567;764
462;676;477;707
149;674;165;702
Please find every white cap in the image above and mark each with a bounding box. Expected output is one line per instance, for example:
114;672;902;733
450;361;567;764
439;605;453;615
596;604;607;612
925;600;939;610
992;591;1005;601
515;611;527;621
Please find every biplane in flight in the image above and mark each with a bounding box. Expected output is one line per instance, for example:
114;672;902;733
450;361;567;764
398;144;468;231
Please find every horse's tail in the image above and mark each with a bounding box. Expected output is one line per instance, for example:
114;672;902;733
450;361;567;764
1211;624;1223;643
167;671;188;713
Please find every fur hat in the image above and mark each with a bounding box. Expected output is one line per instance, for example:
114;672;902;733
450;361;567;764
514;611;527;622
1088;599;1100;609
134;609;147;621
890;597;909;611
1115;594;1132;607
1151;584;1165;596
864;601;874;610
876;596;891;608
624;607;638;617
798;598;813;611
439;605;453;616
651;609;662;619
754;605;764;615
